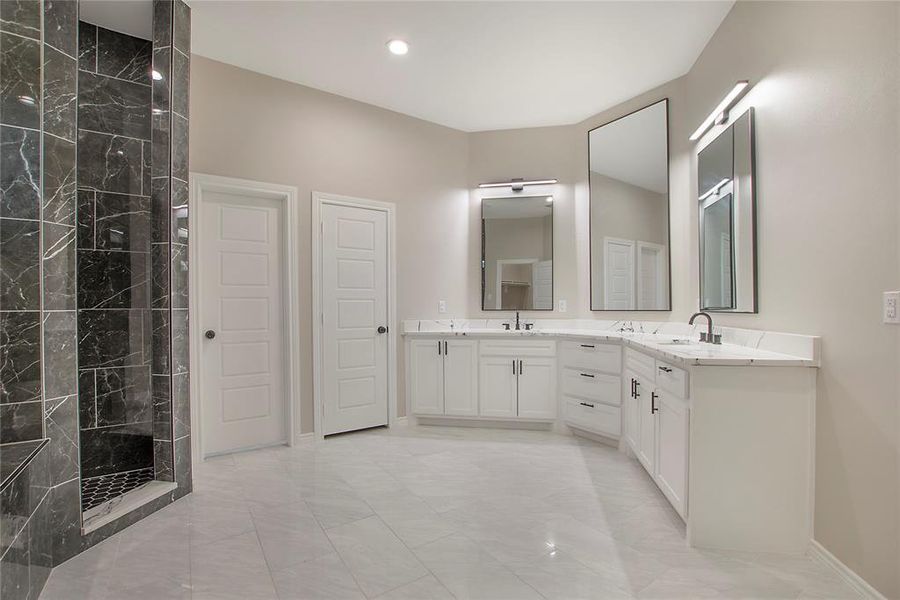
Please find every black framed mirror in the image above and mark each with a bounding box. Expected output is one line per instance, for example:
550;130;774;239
481;195;554;311
697;107;757;312
589;99;671;310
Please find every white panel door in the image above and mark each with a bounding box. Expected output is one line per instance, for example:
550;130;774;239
604;238;635;310
636;376;656;473
409;339;443;415
322;204;388;435
531;260;553;310
443;339;478;416
655;390;689;518
517;357;557;419
201;191;285;455
478;356;517;418
637;243;663;310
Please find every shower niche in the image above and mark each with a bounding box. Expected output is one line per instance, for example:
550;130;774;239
74;0;191;524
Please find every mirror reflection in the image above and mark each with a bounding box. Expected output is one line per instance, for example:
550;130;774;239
698;108;756;312
589;99;670;310
481;196;554;310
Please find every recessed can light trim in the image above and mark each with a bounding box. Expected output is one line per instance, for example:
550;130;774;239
386;39;409;56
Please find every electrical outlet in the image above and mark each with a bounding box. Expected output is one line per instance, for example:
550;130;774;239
884;291;900;324
558;299;567;313
438;300;447;314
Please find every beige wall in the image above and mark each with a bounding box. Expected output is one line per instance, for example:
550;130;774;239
190;2;899;593
189;56;470;432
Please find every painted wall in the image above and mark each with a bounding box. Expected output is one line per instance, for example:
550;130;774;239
189;56;470;432
189;2;899;594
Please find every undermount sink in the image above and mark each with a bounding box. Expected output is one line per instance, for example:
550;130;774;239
655;339;701;346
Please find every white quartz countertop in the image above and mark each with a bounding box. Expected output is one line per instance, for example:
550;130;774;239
401;320;820;368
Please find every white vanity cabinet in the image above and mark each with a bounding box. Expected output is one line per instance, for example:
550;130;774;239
408;338;478;416
559;341;622;438
624;348;690;519
478;340;557;420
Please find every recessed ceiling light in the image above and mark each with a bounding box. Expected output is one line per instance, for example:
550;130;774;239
151;69;163;81
386;39;409;56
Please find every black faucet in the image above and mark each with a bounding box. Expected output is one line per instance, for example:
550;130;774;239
689;312;716;343
514;311;521;331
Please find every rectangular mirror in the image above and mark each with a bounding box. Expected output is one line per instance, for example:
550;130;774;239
698;107;756;312
481;196;553;310
589;99;670;310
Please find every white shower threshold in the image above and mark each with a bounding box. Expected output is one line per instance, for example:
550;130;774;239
82;480;178;534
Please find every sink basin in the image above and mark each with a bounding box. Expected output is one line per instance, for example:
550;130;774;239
655;339;700;346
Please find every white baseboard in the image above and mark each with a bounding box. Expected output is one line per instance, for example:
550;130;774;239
295;432;315;443
395;416;409;426
808;540;886;600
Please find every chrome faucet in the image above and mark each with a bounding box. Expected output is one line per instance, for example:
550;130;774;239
689;312;720;344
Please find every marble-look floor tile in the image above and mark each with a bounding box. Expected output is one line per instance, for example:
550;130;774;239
38;425;861;600
326;515;428;598
270;553;365;600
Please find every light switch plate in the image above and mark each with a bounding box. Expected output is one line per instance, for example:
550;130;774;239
558;299;567;313
438;300;447;314
884;291;899;324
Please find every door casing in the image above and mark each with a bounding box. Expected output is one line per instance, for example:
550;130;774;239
189;173;302;462
312;192;398;440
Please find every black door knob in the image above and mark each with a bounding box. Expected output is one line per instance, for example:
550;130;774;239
205;330;216;339
377;326;387;334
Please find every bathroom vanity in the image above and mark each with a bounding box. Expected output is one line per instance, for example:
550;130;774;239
403;320;819;555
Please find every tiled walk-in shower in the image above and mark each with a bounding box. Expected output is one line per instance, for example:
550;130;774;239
0;2;192;599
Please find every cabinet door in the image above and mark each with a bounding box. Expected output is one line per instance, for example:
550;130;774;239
623;370;640;452
517;357;557;419
479;356;518;418
409;339;444;415
636;375;656;474
443;339;478;416
655;390;689;518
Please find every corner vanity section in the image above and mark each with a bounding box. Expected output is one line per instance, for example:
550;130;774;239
404;321;819;556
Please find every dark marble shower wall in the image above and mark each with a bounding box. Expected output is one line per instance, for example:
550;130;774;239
76;22;156;484
2;2;191;591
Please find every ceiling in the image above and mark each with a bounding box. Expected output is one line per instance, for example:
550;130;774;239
80;0;153;39
190;1;734;132
589;99;668;193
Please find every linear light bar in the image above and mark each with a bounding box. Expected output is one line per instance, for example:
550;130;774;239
689;81;750;141
698;178;731;202
478;178;558;191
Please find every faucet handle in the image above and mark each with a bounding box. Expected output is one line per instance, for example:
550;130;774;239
524;323;534;331
502;323;511;331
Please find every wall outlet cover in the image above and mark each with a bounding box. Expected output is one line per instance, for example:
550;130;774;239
558;299;567;313
438;300;447;314
883;291;900;324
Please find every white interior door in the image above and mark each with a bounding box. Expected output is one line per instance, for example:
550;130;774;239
531;260;553;310
637;243;663;310
604;238;635;310
200;191;285;456
322;203;389;435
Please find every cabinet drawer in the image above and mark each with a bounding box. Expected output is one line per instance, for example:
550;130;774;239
625;348;656;381
655;360;688;398
561;368;620;406
560;341;621;374
564;397;621;437
479;339;556;357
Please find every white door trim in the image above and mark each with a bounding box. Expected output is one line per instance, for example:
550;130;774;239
189;173;301;462
312;191;397;440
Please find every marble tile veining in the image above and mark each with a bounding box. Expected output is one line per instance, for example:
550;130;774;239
39;425;860;600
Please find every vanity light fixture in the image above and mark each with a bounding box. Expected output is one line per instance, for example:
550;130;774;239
478;178;558;192
698;177;731;202
17;95;35;106
689;80;750;141
387;39;409;56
